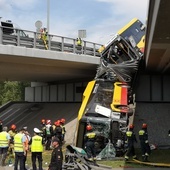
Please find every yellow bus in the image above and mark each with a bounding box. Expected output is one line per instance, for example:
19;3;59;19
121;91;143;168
99;18;145;53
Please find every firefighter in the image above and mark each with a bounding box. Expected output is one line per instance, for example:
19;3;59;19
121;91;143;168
60;118;66;143
29;128;44;170
84;124;96;160
53;121;62;146
139;123;151;162
45;120;53;150
40;28;48;49
124;124;137;161
8;124;17;165
0;126;10;166
98;45;105;53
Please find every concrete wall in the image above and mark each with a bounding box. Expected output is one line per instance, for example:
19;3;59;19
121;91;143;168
25;81;87;102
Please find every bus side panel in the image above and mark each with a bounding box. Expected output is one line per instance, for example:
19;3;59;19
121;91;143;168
77;80;96;121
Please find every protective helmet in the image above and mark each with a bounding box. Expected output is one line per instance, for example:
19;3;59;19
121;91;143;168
142;123;147;129
60;118;65;124
55;121;60;127
46;120;51;124
11;124;16;130
86;125;92;131
41;119;46;124
129;124;134;129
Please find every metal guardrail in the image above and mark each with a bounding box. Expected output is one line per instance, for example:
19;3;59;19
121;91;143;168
0;26;102;57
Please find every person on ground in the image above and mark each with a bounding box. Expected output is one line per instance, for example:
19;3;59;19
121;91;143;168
0;126;10;166
45;120;53;150
139;123;151;162
29;128;44;170
60;118;66;143
124;124;137;161
8;124;17;165
53;120;62;146
23;127;31;170
84;124;96;161
14;128;26;170
48;137;63;170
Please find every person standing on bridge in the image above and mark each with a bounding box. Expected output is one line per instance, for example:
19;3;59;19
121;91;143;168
139;123;151;162
76;37;82;54
125;124;137;161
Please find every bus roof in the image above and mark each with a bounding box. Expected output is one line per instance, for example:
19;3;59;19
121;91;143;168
117;18;139;35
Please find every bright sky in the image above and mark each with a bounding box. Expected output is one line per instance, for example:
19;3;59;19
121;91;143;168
0;0;149;44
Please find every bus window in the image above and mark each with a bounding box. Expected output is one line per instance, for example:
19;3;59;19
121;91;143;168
117;18;145;50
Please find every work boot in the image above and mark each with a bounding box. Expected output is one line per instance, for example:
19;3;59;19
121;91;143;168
144;155;149;162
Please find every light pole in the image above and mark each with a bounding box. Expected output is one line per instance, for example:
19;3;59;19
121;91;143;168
47;0;50;34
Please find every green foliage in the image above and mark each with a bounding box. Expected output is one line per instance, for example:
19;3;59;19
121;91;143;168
0;81;30;106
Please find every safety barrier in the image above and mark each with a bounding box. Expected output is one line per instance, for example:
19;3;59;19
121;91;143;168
0;26;102;57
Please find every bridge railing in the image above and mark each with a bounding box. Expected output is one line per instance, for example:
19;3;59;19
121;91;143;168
0;26;102;57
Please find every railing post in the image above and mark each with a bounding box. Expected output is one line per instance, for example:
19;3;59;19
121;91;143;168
0;27;2;44
48;34;51;50
34;32;36;48
93;43;96;56
73;39;76;53
17;29;20;46
61;37;64;52
84;41;86;55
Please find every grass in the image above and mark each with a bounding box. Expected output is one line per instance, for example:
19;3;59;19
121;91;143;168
8;146;170;169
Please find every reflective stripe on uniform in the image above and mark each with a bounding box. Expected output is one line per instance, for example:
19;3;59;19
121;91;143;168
126;131;132;137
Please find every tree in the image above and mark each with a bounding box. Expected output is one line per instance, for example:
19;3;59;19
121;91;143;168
0;81;30;106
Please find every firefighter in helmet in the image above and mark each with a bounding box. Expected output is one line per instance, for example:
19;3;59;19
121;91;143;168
53;120;62;146
8;124;17;164
60;118;66;143
84;124;96;160
139;123;151;162
125;124;137;161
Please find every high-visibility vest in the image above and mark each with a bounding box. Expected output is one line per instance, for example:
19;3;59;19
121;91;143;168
31;135;43;152
14;133;24;152
0;131;9;147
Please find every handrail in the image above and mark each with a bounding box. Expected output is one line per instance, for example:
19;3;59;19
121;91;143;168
0;26;102;57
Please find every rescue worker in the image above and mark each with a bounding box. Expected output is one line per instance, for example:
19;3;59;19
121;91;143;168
0;126;10;166
8;124;17;165
45;119;53;150
98;45;105;53
76;37;82;54
29;128;44;170
40;28;48;49
23;127;30;170
139;123;151;162
41;119;46;143
0;120;3;132
48;137;63;170
60;118;66;143
84;124;96;160
125;124;137;161
53;121;62;146
14;128;26;170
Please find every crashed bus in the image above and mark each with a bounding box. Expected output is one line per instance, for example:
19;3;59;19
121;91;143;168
75;18;145;159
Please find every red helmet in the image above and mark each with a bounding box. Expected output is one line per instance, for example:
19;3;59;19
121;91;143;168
11;124;16;130
55;121;60;127
86;125;92;131
41;119;46;124
142;123;147;129
46;120;51;124
129;124;134;129
60;118;65;124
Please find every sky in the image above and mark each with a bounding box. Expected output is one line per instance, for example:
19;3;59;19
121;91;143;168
0;0;149;44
